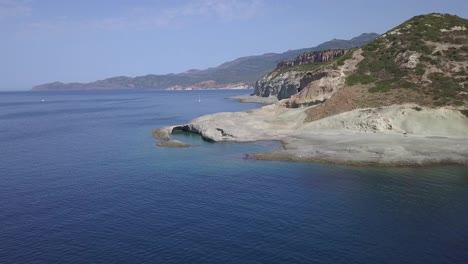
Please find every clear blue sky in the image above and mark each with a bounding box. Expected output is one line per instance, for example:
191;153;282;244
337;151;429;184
1;0;467;90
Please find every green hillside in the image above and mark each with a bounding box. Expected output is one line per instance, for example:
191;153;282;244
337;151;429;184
347;13;468;106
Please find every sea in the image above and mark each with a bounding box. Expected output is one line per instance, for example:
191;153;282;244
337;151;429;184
0;89;467;264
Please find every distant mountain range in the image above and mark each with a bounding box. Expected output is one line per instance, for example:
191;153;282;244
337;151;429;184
32;33;379;91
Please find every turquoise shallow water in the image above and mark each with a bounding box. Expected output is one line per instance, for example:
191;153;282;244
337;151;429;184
0;89;467;264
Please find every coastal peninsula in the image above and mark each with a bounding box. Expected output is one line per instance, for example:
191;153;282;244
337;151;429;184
155;13;468;166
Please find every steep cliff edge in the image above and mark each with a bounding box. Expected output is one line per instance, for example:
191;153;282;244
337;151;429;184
254;49;356;100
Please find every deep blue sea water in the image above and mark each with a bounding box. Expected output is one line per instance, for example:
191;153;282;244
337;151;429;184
0;89;467;264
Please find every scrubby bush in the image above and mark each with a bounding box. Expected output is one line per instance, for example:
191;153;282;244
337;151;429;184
346;73;376;86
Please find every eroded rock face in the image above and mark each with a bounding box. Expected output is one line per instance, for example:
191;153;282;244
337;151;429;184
283;49;364;108
254;68;338;103
253;49;361;103
254;70;335;101
287;71;345;107
277;49;349;68
254;71;303;100
254;50;351;100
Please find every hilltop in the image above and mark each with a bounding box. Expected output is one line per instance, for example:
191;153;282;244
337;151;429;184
32;33;378;91
254;13;467;120
341;13;467;103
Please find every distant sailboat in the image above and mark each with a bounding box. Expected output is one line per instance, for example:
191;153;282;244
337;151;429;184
198;94;201;103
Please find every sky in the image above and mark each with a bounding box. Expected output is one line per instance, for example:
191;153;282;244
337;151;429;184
1;0;467;90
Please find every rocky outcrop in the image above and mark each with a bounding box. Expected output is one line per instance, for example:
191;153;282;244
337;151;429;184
286;71;344;107
254;49;353;101
286;49;365;107
277;49;349;68
254;69;341;102
154;104;468;165
254;48;365;106
157;140;191;148
254;70;303;100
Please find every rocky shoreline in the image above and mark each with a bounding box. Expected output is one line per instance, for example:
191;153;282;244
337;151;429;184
228;94;278;104
154;103;468;166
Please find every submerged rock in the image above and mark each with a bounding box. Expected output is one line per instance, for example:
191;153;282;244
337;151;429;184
152;128;172;140
157;140;191;148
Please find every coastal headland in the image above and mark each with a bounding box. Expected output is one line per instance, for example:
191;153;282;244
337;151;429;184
154;13;468;166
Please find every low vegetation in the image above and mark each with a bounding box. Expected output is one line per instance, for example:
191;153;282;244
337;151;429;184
461;110;468;118
345;13;468;107
345;73;377;86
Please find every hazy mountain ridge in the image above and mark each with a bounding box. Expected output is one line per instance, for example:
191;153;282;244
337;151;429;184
32;33;379;91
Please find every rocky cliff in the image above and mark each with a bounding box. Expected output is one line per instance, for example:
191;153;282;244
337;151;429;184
32;33;378;91
254;49;355;101
276;49;349;68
